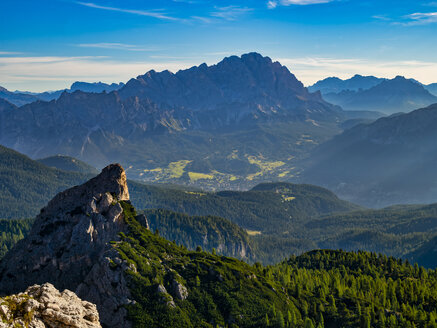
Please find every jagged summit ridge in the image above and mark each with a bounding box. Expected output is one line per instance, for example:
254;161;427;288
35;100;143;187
0;164;133;327
118;52;331;114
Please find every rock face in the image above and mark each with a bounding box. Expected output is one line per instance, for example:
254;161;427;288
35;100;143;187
0;283;101;328
119;52;334;116
0;164;132;327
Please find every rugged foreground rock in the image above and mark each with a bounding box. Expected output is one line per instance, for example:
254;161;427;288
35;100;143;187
0;283;101;328
0;164;137;327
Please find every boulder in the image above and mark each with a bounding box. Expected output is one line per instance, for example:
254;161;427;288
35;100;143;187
0;283;101;328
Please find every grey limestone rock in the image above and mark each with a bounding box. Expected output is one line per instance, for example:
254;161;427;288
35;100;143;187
170;280;188;301
0;283;101;328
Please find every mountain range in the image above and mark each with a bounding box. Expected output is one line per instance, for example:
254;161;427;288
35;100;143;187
0;81;125;106
2;52;437;204
310;74;437;97
320;76;437;114
0;53;345;190
308;74;386;94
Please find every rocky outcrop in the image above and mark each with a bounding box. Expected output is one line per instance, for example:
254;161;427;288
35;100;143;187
0;164;132;327
170;280;188;301
0;283;101;328
156;284;176;308
135;214;150;230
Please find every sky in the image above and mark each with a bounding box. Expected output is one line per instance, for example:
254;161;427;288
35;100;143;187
1;0;437;92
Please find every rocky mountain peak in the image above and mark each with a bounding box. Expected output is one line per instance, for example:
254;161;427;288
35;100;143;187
0;164;133;327
118;52;328;114
373;75;432;94
42;163;129;218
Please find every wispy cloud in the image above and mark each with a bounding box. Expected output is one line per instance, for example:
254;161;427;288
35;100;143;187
75;2;180;21
75;2;251;24
0;51;23;55
267;1;278;9
210;6;253;21
0;56;106;64
76;43;158;52
372;15;392;22
191;16;214;23
402;12;437;25
268;0;334;8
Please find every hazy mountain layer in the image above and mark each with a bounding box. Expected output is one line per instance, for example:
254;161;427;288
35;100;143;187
303;103;437;207
309;74;385;95
0;81;125;106
322;76;437;114
425;83;437;96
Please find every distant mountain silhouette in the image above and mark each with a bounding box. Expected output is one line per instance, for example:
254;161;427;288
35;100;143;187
0;81;125;106
70;81;125;93
322;76;437;114
309;74;385;95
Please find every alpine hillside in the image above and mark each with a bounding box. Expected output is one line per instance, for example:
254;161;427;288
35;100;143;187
1;165;437;327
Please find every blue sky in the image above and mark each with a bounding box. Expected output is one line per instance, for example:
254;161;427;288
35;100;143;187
1;0;437;91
